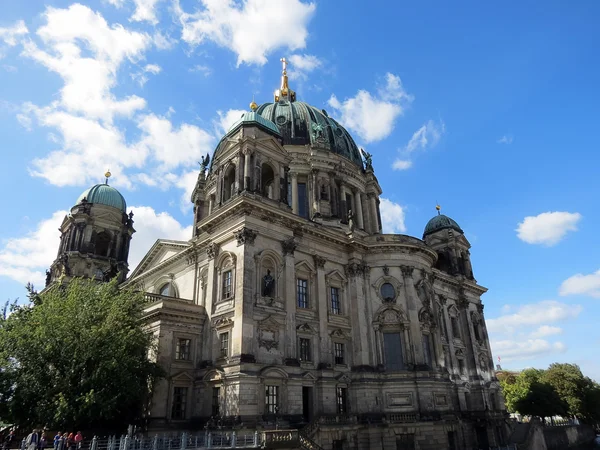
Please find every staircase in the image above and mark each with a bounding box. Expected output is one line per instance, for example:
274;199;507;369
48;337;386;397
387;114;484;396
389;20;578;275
299;418;324;450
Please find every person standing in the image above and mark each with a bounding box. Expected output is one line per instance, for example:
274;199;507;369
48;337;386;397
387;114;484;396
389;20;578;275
25;430;39;450
2;430;15;450
73;433;82;450
53;433;61;450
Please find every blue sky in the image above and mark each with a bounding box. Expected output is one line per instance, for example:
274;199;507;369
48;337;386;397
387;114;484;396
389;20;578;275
1;0;599;380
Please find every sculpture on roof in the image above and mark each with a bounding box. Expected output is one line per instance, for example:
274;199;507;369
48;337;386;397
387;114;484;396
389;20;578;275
361;148;373;171
199;154;210;173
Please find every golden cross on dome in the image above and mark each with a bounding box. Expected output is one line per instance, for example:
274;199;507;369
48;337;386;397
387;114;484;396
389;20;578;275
280;57;288;75
105;169;111;184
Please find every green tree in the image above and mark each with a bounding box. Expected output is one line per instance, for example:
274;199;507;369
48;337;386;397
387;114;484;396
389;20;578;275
499;368;543;413
0;279;163;430
513;381;568;420
541;363;590;419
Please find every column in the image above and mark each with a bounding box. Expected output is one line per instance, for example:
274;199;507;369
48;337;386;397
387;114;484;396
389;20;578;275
368;194;380;233
339;184;347;222
311;170;319;216
290;173;299;214
283;242;297;359
442;299;458;376
202;247;218;360
360;194;370;233
457;297;478;380
314;256;329;365
353;189;364;230
400;266;423;366
243;149;252;190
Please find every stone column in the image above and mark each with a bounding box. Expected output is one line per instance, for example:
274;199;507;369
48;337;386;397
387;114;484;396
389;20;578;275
360;193;370;233
353;188;364;230
400;266;423;366
216;167;223;205
202;243;219;361
314;255;329;365
339;184;347;223
457;296;478;380
346;262;370;366
369;194;380;233
282;238;297;360
242;149;252;191
290;172;299;214
311;170;319;216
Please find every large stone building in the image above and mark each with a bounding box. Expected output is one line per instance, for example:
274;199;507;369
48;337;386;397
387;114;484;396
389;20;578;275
48;61;508;449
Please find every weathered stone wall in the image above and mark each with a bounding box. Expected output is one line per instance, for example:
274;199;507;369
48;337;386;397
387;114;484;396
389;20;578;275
543;424;596;450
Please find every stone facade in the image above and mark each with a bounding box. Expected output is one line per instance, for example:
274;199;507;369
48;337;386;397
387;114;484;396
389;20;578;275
122;73;509;448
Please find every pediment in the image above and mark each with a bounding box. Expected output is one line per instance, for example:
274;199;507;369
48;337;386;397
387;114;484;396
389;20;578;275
330;328;350;339
171;370;194;382
295;259;316;274
258;315;283;331
302;372;317;381
128;239;191;280
336;373;351;384
214;316;234;329
326;269;347;284
296;322;316;334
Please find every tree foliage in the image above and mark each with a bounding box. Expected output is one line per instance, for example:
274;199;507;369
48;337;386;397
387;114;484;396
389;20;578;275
0;279;163;430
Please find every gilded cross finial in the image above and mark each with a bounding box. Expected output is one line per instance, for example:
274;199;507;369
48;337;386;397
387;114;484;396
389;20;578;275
435;202;441;215
105;169;111;184
280;57;288;75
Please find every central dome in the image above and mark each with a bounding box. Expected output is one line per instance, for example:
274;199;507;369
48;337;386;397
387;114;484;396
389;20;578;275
254;100;364;168
76;184;127;212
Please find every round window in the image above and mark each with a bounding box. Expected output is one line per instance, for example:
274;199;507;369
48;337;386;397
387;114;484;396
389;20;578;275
380;283;396;301
276;115;287;125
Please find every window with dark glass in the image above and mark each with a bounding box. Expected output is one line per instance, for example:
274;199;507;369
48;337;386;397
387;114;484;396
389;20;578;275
212;387;220;416
451;316;461;339
380;283;396;302
396;434;415;450
473;321;482;341
222;270;232;299
299;338;311;361
297;278;308;308
219;332;229;358
171;387;188;420
458;359;466;375
265;385;279;414
334;342;345;365
298;182;308;218
383;332;404;371
336;387;348;414
175;338;191;360
330;287;341;314
422;334;432;367
490;392;496;411
159;282;175;297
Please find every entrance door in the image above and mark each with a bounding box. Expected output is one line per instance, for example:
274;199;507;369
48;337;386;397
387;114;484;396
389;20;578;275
302;386;313;422
476;427;489;450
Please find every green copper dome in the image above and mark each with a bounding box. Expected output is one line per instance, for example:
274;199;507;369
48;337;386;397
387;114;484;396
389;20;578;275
76;184;127;212
227;111;282;137
423;214;463;237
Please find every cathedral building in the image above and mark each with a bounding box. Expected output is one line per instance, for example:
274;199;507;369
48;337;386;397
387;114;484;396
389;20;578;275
48;60;508;449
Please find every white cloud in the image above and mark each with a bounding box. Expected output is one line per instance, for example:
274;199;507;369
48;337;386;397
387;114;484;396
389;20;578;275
392;159;412;171
491;339;566;361
131;63;162;86
288;53;322;80
190;64;212;76
404;119;445;153
497;135;513;144
328;73;413;143
216;109;246;134
0;211;66;286
487;300;580;362
379;198;406;234
131;0;164;25
559;269;600;298
128;206;192;271
0;20;28;48
516;211;582;246
152;31;177;50
529;325;562;338
175;0;316;66
486;300;582;335
144;63;161;74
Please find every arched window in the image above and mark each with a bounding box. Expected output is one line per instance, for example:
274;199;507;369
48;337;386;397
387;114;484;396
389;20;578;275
436;251;451;273
159;282;177;297
223;165;236;202
95;231;111;257
261;163;275;199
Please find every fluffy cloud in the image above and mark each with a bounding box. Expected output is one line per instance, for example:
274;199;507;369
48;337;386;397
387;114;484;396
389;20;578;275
559;269;600;298
516;211;582;246
175;0;316;66
392;159;412;170
404;119;445;153
216;109;247;134
487;300;580;362
497;135;513;144
128;206;192;271
328;73;413;143
0;211;66;286
0;20;28;56
0;207;191;286
288;53;322;80
131;63;162;86
379;198;406;234
131;0;164;25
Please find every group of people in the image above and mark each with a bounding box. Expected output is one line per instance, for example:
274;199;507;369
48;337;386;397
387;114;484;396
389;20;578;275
0;430;83;450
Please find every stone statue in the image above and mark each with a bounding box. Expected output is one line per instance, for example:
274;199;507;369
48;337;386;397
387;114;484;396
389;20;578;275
360;148;373;171
347;209;354;231
416;277;433;308
262;270;275;297
45;269;51;287
199;154;210;173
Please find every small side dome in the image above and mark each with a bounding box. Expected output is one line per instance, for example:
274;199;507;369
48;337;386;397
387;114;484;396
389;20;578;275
227;111;281;137
76;184;127;212
423;214;463;238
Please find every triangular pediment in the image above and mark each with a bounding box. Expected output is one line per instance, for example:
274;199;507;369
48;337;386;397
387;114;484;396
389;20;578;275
326;269;347;284
258;315;283;331
295;259;315;274
128;239;191;280
171;371;194;382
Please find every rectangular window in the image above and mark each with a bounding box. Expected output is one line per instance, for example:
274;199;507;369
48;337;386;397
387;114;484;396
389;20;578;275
299;337;311;361
265;385;279;414
447;431;456;450
212;387;220;416
175;338;191;361
383;332;405;371
422;334;432;368
298;182;308;218
219;332;229;358
336;387;348;414
334;342;345;365
171;387;188;420
222;270;232;300
330;287;341;315
458;359;466;375
297;278;309;308
451;316;461;339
